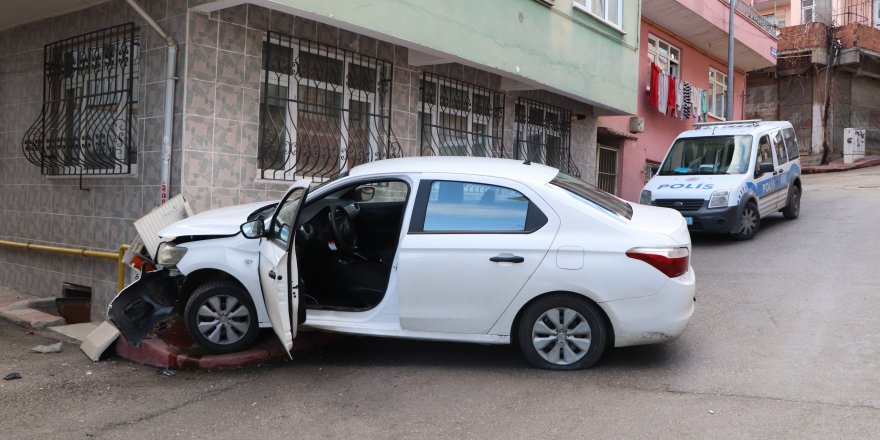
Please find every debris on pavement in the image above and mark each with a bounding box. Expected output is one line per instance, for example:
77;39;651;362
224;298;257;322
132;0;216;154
708;410;715;415
31;342;63;354
4;373;22;380
80;321;121;361
158;368;176;377
25;330;34;336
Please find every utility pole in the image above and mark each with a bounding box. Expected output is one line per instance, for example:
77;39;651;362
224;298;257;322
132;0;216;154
726;0;736;120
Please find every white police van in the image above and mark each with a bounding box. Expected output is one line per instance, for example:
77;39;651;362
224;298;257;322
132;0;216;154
640;120;801;240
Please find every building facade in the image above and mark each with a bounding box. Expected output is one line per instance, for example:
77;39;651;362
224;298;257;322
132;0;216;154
598;0;778;202
0;0;640;319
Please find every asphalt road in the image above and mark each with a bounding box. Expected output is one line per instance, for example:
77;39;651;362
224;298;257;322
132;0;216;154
2;167;879;439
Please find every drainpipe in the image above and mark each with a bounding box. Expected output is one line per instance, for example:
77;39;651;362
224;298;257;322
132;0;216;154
126;0;177;204
726;0;736;121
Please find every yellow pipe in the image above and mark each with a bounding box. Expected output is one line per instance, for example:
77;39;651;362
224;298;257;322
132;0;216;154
0;240;131;292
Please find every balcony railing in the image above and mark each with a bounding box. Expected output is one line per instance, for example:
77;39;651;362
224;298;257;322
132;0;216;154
834;0;874;26
721;0;777;37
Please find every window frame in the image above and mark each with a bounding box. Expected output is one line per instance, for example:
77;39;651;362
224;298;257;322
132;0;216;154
802;0;815;23
647;34;681;77
572;0;623;29
596;145;619;195
708;68;728;120
259;34;389;182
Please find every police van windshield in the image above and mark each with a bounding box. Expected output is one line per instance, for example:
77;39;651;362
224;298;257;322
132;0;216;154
659;135;753;176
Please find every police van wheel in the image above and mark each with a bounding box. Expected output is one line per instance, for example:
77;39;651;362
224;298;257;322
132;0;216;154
732;202;760;241
782;187;800;220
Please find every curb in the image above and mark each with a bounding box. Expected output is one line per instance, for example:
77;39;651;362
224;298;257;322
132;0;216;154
802;158;880;174
0;298;66;329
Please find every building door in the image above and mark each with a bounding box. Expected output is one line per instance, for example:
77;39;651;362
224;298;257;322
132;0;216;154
597;145;619;195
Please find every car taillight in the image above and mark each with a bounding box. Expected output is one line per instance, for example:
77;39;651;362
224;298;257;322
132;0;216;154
626;247;689;278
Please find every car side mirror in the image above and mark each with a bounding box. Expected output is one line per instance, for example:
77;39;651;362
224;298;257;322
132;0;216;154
240;220;264;239
755;163;774;177
356;186;375;202
650;165;660;175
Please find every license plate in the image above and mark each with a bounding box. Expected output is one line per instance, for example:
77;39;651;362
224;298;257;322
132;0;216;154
685;216;693;226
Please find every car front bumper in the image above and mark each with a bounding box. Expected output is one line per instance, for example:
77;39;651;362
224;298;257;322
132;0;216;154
677;204;740;234
600;267;695;348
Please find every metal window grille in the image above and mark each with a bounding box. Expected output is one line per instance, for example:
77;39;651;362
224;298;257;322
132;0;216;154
514;97;580;177
22;23;140;176
597;145;619;194
418;72;505;158
258;31;400;182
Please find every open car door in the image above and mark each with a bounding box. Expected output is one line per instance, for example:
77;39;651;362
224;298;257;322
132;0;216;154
258;179;311;353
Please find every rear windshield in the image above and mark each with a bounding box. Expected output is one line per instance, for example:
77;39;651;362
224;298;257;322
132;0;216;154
659;135;753;175
551;173;633;220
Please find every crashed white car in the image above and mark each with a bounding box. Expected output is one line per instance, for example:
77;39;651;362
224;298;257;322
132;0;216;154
111;157;695;370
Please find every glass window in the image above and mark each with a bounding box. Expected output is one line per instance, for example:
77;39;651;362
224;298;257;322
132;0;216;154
573;0;622;27
802;0;815;23
423;181;531;232
758;135;773;166
659;135;754;176
551;173;633;220
647;35;680;77
782;128;800;160
270;187;307;245
709;68;728;119
356;181;409;203
772;130;788;165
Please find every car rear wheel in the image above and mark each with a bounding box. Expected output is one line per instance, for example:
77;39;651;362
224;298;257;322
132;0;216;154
517;294;606;370
732;202;760;241
184;281;259;354
782;186;800;219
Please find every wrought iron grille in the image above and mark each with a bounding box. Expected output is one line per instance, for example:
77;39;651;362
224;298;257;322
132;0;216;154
259;31;399;181
597;145;618;194
514;97;580;177
419;72;505;157
22;23;139;176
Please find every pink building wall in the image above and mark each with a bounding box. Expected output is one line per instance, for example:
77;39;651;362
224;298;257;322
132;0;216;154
601;21;747;202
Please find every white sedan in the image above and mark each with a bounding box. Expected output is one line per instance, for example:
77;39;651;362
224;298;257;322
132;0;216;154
110;157;695;370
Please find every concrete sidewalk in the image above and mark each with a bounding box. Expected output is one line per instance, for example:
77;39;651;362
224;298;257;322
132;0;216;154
0;286;65;329
802;155;880;174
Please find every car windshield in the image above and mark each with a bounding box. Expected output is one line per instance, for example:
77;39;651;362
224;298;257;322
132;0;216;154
550;173;633;220
658;135;753;175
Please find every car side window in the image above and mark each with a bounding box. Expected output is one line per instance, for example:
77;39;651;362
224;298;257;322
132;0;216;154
757;135;773;168
772;130;788;165
355;181;408;203
269;187;306;246
422;181;532;232
782;128;800;160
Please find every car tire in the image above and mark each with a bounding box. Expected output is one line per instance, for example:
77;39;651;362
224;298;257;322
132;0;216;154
782;186;800;220
732;201;760;241
516;294;607;370
184;281;260;354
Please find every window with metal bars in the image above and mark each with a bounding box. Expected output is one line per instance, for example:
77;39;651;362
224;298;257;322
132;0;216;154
418;72;505;158
597;145;619;194
259;31;399;182
514;97;579;177
22;23;140;176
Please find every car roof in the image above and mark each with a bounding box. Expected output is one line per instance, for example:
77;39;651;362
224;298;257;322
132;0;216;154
677;120;793;139
348;156;561;185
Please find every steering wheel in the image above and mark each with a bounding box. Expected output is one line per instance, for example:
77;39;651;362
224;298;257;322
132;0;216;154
328;204;356;252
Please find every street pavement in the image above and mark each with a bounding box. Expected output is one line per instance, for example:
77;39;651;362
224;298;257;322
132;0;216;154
2;167;879;439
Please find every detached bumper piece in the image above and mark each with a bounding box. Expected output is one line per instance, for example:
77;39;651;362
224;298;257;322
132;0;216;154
108;269;177;347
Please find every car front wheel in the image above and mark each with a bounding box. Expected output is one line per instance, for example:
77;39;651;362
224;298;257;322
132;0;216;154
516;294;607;370
732;202;760;241
184;281;259;354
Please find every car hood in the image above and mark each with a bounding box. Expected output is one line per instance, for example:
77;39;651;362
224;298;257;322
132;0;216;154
644;174;744;200
159;201;273;239
629;203;691;246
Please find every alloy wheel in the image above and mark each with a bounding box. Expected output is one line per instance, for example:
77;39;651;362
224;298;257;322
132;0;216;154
195;294;252;345
740;207;758;235
531;307;592;365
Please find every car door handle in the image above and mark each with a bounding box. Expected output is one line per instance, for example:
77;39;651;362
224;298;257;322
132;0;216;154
490;255;525;263
268;270;281;280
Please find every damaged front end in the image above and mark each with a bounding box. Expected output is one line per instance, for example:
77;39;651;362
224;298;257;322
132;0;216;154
108;269;179;347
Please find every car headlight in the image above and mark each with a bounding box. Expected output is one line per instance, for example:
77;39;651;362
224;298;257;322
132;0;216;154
156;242;188;266
708;190;730;209
639;189;652;205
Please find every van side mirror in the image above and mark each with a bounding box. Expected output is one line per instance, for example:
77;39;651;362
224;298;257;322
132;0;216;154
650;165;660;175
755;163;774;177
240;220;264;239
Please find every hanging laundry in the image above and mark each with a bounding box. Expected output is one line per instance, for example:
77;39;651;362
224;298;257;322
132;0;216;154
658;70;669;115
682;82;692;119
700;89;709;121
666;74;676;116
649;63;661;111
675;77;684;119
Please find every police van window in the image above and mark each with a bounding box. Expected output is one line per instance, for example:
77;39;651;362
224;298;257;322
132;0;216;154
782;128;799;160
772;130;788;164
658;135;753;176
758;135;773;166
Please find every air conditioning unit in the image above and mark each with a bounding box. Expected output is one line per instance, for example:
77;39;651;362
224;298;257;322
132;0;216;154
629;116;645;134
843;128;866;164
